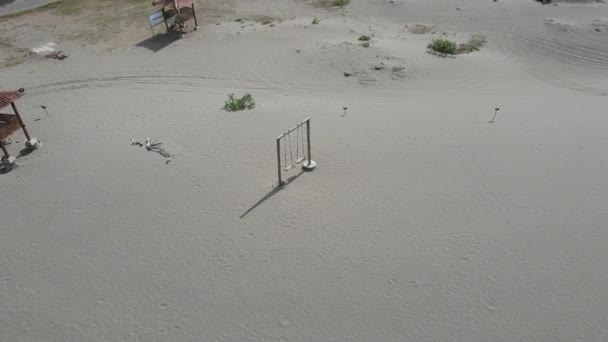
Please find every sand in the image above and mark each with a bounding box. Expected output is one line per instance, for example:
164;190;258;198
1;0;608;340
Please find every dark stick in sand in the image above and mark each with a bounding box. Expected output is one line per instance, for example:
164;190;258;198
490;107;500;123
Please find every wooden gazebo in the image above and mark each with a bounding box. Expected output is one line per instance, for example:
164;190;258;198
152;0;199;33
0;88;37;161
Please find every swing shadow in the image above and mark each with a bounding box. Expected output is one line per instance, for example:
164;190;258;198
240;170;305;219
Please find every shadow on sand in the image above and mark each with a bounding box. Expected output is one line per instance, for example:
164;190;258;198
0;147;34;174
240;171;305;219
135;32;182;53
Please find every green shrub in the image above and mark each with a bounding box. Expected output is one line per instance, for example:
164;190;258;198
224;93;256;111
312;17;320;25
358;35;371;41
427;38;457;54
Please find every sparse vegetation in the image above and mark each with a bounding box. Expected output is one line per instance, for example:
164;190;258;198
236;16;279;25
2;56;27;68
358;35;371;41
224;93;256;112
456;34;487;54
409;24;434;34
314;0;351;9
55;0;85;15
0;1;60;19
427;35;486;56
427;38;457;55
0;0;156;48
332;0;350;6
0;39;35;69
312;17;320;25
254;15;276;25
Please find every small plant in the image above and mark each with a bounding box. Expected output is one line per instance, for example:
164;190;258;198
409;24;434;34
427;38;457;54
315;0;350;8
456;34;487;54
333;0;350;6
358;35;371;41
224;93;256;112
260;16;274;25
312;17;320;25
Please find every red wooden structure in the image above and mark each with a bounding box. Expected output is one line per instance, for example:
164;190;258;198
0;88;32;158
152;0;199;33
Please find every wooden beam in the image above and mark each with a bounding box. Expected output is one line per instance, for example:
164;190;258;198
10;102;31;141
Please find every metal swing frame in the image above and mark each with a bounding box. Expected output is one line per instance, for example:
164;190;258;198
276;118;315;186
0;88;34;159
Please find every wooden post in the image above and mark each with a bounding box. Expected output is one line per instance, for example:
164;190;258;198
150;22;157;40
306;119;311;166
162;8;169;32
0;140;9;158
276;136;283;186
10;102;31;141
192;4;198;29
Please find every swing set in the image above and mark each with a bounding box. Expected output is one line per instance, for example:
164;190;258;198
1;88;39;166
276;118;316;186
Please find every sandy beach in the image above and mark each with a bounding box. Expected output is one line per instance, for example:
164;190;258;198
1;0;608;340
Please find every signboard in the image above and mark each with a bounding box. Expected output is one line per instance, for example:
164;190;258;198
149;10;165;27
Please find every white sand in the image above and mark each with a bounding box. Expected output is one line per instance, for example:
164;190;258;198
1;0;608;340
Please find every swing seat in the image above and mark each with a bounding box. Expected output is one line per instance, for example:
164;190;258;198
283;164;294;172
295;157;305;164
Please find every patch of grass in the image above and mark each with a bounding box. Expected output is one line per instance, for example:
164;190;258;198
0;40;13;49
0;0;155;50
314;0;351;9
2;56;26;68
1;49;34;69
456;34;486;54
0;39;34;69
55;0;84;15
224;93;256;112
312;17;320;25
409;24;434;34
358;35;371;41
427;38;457;54
256;16;275;25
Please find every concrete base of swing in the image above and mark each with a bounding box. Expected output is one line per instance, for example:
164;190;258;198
25;138;41;150
302;160;316;171
1;156;17;172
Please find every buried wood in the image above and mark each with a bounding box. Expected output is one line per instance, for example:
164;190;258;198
490;107;500;123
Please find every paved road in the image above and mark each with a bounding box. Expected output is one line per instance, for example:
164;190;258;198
0;0;54;16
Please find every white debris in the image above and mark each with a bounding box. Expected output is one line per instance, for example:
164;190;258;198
31;42;58;55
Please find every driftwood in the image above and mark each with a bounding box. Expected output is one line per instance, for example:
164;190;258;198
131;137;173;164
